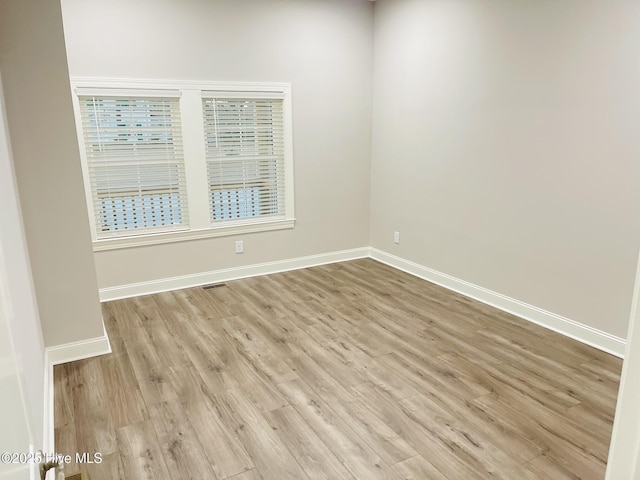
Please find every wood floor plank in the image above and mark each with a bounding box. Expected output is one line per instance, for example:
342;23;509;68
274;297;324;328
100;353;148;429
227;468;264;480
54;258;621;480
230;351;290;412
524;453;585;480
149;399;219;479
180;331;241;393
130;295;192;368
377;349;491;405
53;364;74;429
350;381;510;480
564;404;617;444
287;350;418;465
101;302;127;354
54;422;79;475
203;387;310;480
480;385;611;465
220;314;299;384
399;393;526;474
391;455;448;480
438;352;580;417
117;420;172;480
174;286;235;324
304;322;421;401
167;362;256;479
184;397;255;480
122;328;178;406
288;323;367;389
278;378;403;480
263;405;357;480
473;393;608;479
69;358;117;456
157;290;219;339
404;355;542;464
82;452;125;480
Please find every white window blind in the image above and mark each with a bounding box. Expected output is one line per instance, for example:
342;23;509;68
78;95;188;238
202;94;286;224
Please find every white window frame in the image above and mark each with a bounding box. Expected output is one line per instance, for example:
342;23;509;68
71;78;295;251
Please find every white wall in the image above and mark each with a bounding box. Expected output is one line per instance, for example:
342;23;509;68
0;74;45;452
0;0;105;347
371;0;640;338
60;0;374;290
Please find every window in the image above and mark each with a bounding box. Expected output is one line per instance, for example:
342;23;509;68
202;93;285;223
72;80;295;250
77;93;187;238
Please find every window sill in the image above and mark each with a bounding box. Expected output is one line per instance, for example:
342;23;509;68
92;218;295;252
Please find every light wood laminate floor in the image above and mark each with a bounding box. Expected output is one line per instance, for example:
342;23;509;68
54;259;622;479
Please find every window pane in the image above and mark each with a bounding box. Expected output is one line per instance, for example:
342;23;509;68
79;96;188;237
203;97;285;223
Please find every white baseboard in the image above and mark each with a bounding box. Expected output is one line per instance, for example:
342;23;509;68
99;247;370;301
43;357;54;456
369;248;626;358
45;333;111;366
43;323;111;457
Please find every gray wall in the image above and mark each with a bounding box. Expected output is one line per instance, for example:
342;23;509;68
61;0;374;289
0;0;104;346
60;0;640;339
370;0;640;338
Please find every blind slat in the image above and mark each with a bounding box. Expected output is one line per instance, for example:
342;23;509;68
201;90;285;100
76;88;182;98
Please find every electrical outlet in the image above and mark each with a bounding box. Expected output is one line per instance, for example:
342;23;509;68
394;231;400;244
235;240;244;254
